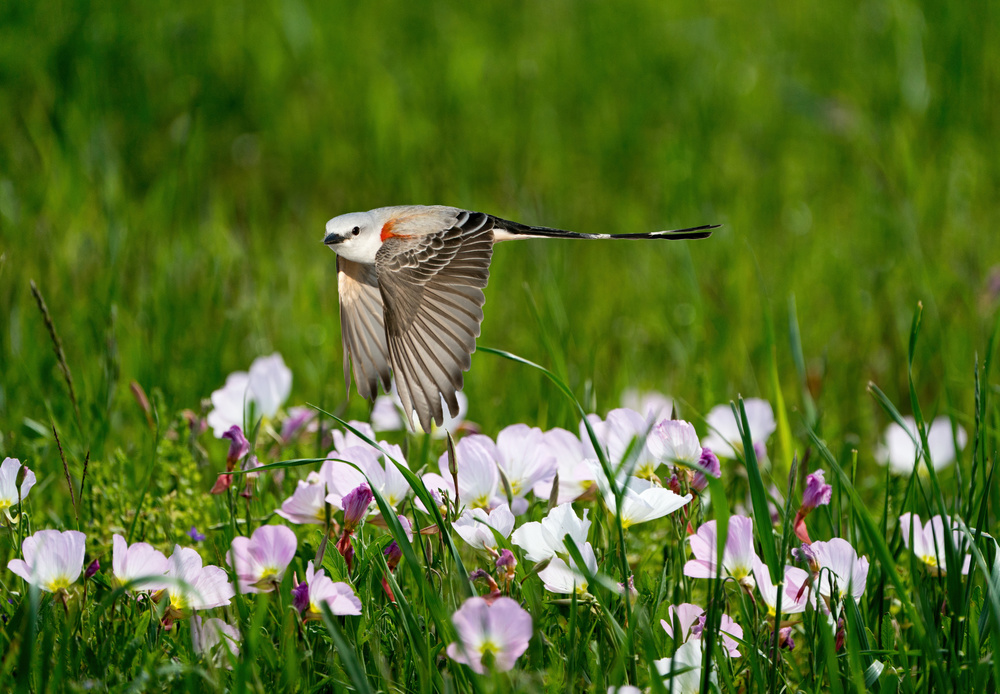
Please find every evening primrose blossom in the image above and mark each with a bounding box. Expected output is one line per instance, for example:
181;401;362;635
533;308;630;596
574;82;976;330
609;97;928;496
0;457;36;517
191;617;241;669
701;398;776;460
206;353;292;438
899;513;971;576
531;428;597;505
752;557;810;615
8;529;86;594
446;596;532;674
295;561;362;618
655;639;715;693
809;538;870;602
161;546;234;613
453;504;515;551
537;541;599;595
878;416;967;476
683;516;759;590
510;503;591;563
112;534;169;591
494;424;558;514
277;463;336;525
227;525;297;593
660;603;744;657
422;435;500;510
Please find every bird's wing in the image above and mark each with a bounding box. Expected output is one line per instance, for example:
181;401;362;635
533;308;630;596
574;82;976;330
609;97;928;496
338;256;392;400
375;210;494;430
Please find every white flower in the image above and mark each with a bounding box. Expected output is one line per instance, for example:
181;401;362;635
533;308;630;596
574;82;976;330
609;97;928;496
655;640;714;693
621;389;675;420
899;513;971;576
0;457;36;515
191;617;240;669
531;428;597;505
537;541;598;594
810;538;870;601
7;529;86;593
648;420;703;466
510;503;591;562
162;546;234;611
371;395;404;432
452;504;515;551
422;435;500;511
112;534;169;591
495;424;558;514
207;353;292;437
701;398;775;459
878;416;967;476
588;461;691;529
582;408;658;479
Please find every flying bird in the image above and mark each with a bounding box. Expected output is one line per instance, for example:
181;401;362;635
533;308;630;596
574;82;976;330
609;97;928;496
323;205;716;431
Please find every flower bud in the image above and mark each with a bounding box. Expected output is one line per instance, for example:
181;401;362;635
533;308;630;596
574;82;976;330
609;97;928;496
292;581;310;613
85;558;100;579
341;483;373;532
222;425;250;469
692;448;721;492
384;541;403;571
801;470;832;513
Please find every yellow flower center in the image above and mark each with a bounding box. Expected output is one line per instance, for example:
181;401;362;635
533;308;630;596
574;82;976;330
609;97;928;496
920;554;938;567
0;500;11;512
45;577;70;593
472;495;490;509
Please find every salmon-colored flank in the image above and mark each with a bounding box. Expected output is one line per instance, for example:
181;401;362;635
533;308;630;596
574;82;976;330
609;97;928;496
380;218;413;242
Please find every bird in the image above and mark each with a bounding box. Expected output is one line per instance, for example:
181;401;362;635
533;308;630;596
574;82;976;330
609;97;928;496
323;205;716;431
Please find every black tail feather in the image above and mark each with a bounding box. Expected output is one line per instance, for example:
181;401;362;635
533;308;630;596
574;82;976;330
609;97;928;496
493;216;719;241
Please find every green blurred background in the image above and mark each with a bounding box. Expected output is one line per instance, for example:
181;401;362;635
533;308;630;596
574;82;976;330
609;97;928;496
1;0;998;475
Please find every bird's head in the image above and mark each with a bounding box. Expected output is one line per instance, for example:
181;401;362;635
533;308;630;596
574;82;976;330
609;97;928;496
323;211;381;264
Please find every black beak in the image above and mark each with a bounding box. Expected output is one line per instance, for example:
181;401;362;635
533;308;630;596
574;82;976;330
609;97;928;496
323;232;344;246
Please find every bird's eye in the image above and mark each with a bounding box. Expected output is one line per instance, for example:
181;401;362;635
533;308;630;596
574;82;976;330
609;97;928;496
351;226;361;236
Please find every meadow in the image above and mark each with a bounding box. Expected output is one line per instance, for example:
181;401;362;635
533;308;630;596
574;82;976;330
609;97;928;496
1;0;999;691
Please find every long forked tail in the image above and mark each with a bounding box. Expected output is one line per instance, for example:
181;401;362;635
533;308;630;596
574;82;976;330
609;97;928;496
493;216;719;241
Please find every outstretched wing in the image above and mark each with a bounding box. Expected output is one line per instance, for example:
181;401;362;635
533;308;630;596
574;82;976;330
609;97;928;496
338;256;392;400
375;210;494;430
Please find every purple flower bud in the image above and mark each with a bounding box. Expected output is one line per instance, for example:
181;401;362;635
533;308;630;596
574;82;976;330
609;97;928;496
188;526;207;542
384;541;403;571
85;558;100;579
691;614;707;638
778;626;795;650
469;568;490;582
801;469;832;512
222;426;250;468
692;448;722;492
292;581;310;613
341;483;373;532
495;549;517;574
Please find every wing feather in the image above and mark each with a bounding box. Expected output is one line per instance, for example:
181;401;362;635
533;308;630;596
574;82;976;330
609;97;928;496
337;257;392;400
376;211;494;430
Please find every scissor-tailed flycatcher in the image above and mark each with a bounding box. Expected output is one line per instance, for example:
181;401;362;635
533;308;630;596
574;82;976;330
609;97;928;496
323;205;716;431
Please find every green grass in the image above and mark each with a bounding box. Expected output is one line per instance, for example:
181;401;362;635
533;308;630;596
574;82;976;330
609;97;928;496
1;0;999;691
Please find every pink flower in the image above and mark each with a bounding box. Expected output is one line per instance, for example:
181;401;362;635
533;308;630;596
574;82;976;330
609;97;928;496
683;516;759;590
297;561;361;618
453;504;515;551
8;529;86;593
341;483;374;532
227;525;297;593
161;546;234;612
809;538;869;601
446;596;532;674
0;457;36;515
326;442;411;511
801;470;832;511
277;464;336;525
191;617;240;669
660;603;743;657
752;557;810;615
112;534;169;591
899;513;971;576
207;353;293;438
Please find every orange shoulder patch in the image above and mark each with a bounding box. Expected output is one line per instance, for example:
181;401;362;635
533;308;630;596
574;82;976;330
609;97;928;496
380;219;396;242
